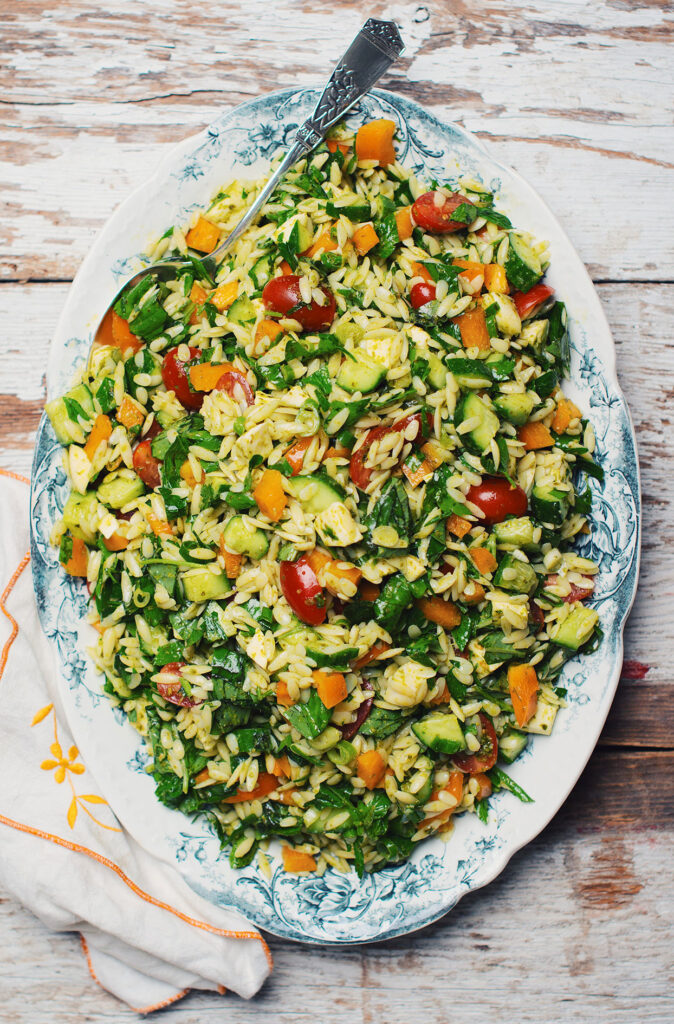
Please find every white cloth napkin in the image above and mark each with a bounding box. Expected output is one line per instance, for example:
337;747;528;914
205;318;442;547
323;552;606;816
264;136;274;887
0;470;272;1013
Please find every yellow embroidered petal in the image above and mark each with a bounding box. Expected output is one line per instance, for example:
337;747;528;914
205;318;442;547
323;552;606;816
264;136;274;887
40;759;58;771
79;794;106;804
55;766;66;784
31;704;53;726
50;741;63;760
67;798;78;829
69;763;85;775
67;745;79;761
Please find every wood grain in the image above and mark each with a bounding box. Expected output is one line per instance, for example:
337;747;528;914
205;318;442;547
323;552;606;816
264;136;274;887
1;1;673;1020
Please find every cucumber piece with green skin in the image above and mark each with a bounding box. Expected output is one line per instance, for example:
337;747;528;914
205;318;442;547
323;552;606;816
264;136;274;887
498;727;529;764
334;322;365;346
492;553;538;594
227;296;257;325
46;383;95;445
182;568;231;603
61;491;101;542
336;351;386;393
455;392;499;454
249;255;273;290
446;358;493;389
550;605;599;650
138;623;169;657
488;292;521;336
505;233;544;292
493;516;538;551
285;474;343;514
97;472;145;510
494;392;535;427
401;755;434;804
222;516;269;559
520;319;549;352
426;353;448;390
412;711;466;755
531;484;568;525
306;645;359;670
326;195;372;222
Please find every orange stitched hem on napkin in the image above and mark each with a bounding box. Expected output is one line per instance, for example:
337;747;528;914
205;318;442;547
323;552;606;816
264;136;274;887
0;550;31;680
79;934;192;1014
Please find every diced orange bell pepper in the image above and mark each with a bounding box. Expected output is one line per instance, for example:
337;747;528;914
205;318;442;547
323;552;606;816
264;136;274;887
352;640;391;670
255;319;283;345
322;446;349;460
508;663;539;727
447;513;472;539
453;258;484;285
211;280;239;312
306;225;338;258
313;669;348;709
270;755;292;779
179;460;199;488
279;260;293;276
453;306;491;352
470;547;498;575
84;414;112;461
463;582;486;605
472;772;493;800
352;222;379;256
285;436;315;475
276;680;294;707
189;281;209;324
111;311;143;355
355;119;396;166
61;536;88;577
483;264;509;293
117;396;145;429
103;532;129;552
416;596;462;629
356;750;387;790
326;139;350;157
518;421;554;450
395;206;414;241
282;847;317;872
423;771;465;826
146;512;172;537
223;773;279;804
276;787;299;805
360;581;380;602
188;361;235;392
551;397;581;434
186;216;220;254
410;260;434;283
252;469;287;522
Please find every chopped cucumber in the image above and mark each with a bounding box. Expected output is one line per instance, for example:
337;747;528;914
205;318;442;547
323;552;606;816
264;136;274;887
455;392;499;453
139;623;168;657
97;472;145;509
61;491;101;542
426;353;448;390
326;195;372;222
306;645;359;670
334;322;365;346
182;568;231;603
285;474;343;514
493;516;538;551
494;392;535;427
492;553;538;594
401;755;434;804
227;296;256;325
488;292;521;336
550;605;599;650
249;255;273;290
46;383;95;445
336;351;386;393
520;698;558;735
505;233;543;292
498;727;529;764
531;484;568;526
520;319;550;351
446;357;493;389
412;711;466;755
222;516;269;559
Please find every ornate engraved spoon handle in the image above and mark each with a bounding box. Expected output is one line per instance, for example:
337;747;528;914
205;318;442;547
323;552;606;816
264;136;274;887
209;19;404;260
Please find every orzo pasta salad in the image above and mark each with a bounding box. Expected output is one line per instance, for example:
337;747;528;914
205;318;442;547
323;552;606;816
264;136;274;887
47;117;602;877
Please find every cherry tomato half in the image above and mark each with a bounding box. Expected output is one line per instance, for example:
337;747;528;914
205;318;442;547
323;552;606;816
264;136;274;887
156;662;200;708
349;411;433;490
512;284;555;321
453;713;498;773
546;574;595;604
262;274;336;332
279;555;327;625
466;476;528;526
162;346;203;410
216;370;255;409
132;438;161;489
410;281;437;309
412;190;475;234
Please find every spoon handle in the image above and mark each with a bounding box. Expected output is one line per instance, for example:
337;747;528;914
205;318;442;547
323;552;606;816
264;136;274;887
208;19;404;262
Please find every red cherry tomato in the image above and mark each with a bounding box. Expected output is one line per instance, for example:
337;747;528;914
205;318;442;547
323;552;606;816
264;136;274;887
410;281;437;309
466;476;528;526
454;713;498;773
132;438;161;489
348;411;433;490
512;284;555;321
216;370;255;409
156;662;200;708
262;274;336;332
411;190;475;234
546;574;595;603
279;555;327;625
340;680;374;740
162;346;203;410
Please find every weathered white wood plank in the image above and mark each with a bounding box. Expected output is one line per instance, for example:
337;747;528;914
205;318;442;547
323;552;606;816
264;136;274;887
1;0;672;280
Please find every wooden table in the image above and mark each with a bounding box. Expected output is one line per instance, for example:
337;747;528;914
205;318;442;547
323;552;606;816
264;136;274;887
1;2;672;1020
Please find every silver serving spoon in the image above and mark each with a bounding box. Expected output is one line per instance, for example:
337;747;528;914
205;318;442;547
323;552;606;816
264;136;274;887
97;18;404;339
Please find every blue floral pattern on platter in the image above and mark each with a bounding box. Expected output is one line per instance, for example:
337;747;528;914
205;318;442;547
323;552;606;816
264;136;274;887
30;88;640;944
